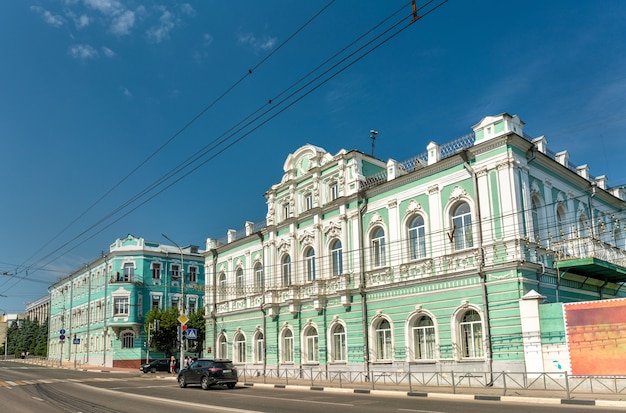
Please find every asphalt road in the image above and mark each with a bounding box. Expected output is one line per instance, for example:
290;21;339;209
0;361;624;413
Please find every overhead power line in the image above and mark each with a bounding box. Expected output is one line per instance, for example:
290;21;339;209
7;1;447;292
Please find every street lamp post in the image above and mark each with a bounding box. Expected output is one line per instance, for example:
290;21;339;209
162;233;185;368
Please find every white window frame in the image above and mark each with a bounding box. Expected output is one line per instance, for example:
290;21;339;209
330;323;346;362
330;239;343;276
303;327;319;363
234;332;246;364
408;215;426;260
281;329;294;363
452;202;473;250
371;227;386;268
254;331;264;363
305;247;316;282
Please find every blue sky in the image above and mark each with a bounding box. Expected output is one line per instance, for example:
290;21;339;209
1;1;626;314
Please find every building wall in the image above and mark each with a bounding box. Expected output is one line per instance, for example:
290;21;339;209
48;234;205;368
204;113;626;376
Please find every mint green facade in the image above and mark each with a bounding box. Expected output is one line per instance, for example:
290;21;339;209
48;234;205;368
204;113;626;377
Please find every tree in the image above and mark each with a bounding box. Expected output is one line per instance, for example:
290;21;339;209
33;318;49;356
186;308;206;357
144;308;180;357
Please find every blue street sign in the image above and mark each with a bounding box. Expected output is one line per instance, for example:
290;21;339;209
60;329;66;335
186;328;197;340
73;338;80;345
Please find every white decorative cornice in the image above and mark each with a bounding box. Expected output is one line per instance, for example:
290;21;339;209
387;199;398;209
298;230;315;246
323;221;342;239
276;239;291;254
449;186;468;202
368;212;384;229
428;184;439;195
406;199;423;215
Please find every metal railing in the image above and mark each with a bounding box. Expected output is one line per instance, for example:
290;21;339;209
237;367;626;400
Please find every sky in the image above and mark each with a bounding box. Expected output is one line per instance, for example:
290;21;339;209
1;0;626;314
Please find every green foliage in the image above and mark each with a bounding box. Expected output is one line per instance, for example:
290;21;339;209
186;308;206;357
144;307;180;357
4;317;49;357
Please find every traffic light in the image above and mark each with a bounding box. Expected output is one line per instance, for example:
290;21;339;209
182;324;188;340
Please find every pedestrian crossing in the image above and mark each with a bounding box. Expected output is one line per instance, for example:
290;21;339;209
0;376;135;389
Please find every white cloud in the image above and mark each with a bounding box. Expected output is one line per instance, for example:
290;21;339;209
180;3;195;17
76;14;90;29
69;44;98;59
83;0;124;17
110;10;135;35
101;46;116;57
122;87;132;98
238;32;277;53
146;9;176;43
30;6;64;28
203;33;213;46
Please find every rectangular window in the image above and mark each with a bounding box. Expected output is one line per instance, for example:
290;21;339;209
152;263;161;280
171;264;180;280
282;203;290;220
123;263;134;282
188;298;197;313
255;335;264;363
305;193;313;210
113;297;130;316
188;266;198;283
332;330;346;362
330;182;339;201
151;295;161;309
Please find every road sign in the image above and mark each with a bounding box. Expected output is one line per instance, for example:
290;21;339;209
60;329;66;335
186;328;197;340
60;334;65;341
73;338;80;345
178;315;189;325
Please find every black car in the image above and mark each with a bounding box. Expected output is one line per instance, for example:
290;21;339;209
140;358;179;374
177;358;238;390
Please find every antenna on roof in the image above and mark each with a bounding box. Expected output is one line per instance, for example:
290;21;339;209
370;130;378;157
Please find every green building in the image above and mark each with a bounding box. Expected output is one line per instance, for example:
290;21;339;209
203;113;626;379
48;234;205;368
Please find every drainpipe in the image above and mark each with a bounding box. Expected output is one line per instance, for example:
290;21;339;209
589;182;597;239
86;264;91;364
357;190;370;380
255;231;267;376
103;253;109;367
210;249;218;358
460;149;493;385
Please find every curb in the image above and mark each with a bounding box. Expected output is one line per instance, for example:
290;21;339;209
241;382;626;408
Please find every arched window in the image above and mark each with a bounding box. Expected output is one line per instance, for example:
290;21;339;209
371;227;386;268
254;331;264;363
330;239;343;276
374;318;392;361
330;323;346;362
303;327;319;363
452;202;472;250
236;268;244;295
218;334;228;358
408;215;426;260
254;263;264;291
234;332;246;363
281;255;292;287
121;331;134;349
459;309;483;358
305;247;316;282
218;272;227;301
281;329;294;363
578;213;590;238
411;315;435;360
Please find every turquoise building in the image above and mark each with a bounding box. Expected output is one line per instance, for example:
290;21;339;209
203;113;626;378
48;234;205;368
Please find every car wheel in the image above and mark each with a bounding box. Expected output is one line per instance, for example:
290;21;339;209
201;376;210;390
150;367;156;374
178;375;187;388
227;383;235;389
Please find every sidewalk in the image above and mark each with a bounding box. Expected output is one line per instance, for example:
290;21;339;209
12;359;626;409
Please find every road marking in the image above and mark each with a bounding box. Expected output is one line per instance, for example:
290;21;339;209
399;409;447;413
231;393;353;407
32;397;45;402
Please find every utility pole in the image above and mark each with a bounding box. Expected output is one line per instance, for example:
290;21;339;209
370;130;378;157
162;233;185;367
